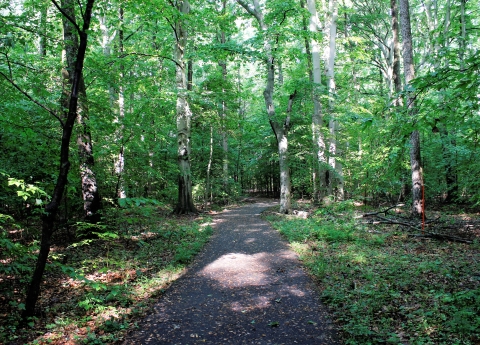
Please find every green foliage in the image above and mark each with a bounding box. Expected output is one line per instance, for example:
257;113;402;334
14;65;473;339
1;199;215;344
0;214;36;278
7;178;49;204
1;0;480;342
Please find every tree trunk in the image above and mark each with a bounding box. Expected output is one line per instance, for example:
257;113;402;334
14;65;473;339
61;0;101;223
39;3;48;57
173;0;196;214
391;0;402;104
218;1;229;195
274;92;296;213
115;6;127;199
99;12;123;199
399;0;424;217
326;0;343;200
236;0;293;213
459;0;466;67
23;0;96;319
219;52;229;194
305;0;327;202
205;126;214;210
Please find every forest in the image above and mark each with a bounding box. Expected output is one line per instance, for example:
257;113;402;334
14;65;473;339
1;0;479;343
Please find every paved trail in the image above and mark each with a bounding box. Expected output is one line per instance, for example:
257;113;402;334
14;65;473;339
123;200;341;344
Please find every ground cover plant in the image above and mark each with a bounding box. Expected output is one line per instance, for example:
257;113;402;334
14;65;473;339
264;201;480;345
0;201;213;344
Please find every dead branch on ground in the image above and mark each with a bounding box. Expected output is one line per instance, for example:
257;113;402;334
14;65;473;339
361;205;477;244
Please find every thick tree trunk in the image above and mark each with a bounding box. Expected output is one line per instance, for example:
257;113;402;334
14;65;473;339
399;0;424;217
173;0;196;214
23;0;96;319
61;0;101;223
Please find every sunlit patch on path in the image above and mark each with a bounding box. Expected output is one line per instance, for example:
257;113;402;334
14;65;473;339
123;199;341;344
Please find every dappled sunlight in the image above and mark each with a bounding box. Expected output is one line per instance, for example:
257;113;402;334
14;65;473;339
229;294;273;312
199;252;272;287
279;285;306;297
244;237;256;244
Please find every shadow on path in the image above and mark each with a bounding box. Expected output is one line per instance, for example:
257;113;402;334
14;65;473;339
123;200;341;344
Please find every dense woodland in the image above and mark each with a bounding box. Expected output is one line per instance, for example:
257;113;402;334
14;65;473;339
1;0;479;343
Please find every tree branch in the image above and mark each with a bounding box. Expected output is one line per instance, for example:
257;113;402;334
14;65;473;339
76;0;85;19
0;70;63;126
118;52;182;69
236;0;261;22
51;0;81;34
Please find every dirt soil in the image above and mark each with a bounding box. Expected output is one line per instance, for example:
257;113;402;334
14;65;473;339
122;199;341;344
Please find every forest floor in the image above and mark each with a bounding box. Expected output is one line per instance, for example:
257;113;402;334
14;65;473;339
1;198;479;344
264;200;480;345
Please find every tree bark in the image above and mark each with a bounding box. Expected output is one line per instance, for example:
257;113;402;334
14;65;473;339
236;0;293;213
205;125;214;210
459;0;466;67
391;0;402;105
305;0;327;202
115;6;127;199
39;2;48;57
173;0;196;214
23;0;96;319
399;0;424;217
61;0;101;223
218;8;229;194
326;0;343;200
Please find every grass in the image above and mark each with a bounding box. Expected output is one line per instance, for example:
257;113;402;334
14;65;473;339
264;201;480;345
0;204;214;344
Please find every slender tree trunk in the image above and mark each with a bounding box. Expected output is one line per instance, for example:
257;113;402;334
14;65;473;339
399;0;424;217
438;0;457;203
39;3;48;57
218;1;229;195
326;0;343;200
23;0;96;319
391;0;402;104
61;0;101;223
237;0;293;213
459;0;466;68
219;53;229;194
187;59;193;91
115;6;127;199
99;12;123;199
305;0;327;202
391;0;409;198
205;125;214;210
173;0;196;214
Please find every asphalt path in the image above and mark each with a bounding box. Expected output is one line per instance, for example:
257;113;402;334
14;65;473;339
123;200;341;344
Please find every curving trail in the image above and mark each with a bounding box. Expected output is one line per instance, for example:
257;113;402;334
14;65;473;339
123;199;341;344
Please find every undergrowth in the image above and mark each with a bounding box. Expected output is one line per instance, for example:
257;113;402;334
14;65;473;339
265;201;480;345
0;203;213;344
